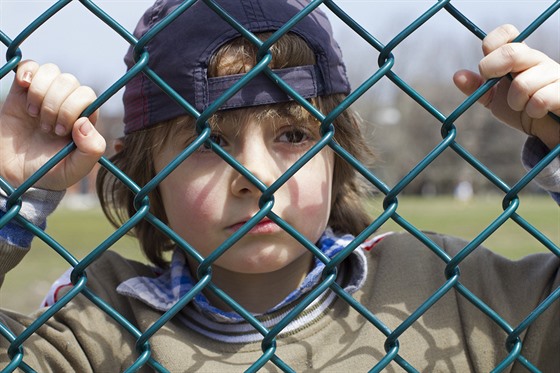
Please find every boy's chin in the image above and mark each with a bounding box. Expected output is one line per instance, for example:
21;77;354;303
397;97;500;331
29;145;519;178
213;244;312;276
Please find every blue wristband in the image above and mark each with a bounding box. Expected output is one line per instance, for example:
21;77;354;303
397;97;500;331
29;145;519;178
0;209;38;248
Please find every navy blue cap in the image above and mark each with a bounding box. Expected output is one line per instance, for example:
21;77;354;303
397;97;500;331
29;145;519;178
123;0;351;134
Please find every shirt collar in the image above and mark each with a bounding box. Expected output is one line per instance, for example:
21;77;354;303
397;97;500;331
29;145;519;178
116;228;369;322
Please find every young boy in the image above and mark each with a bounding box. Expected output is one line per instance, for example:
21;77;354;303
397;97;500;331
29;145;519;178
0;0;559;371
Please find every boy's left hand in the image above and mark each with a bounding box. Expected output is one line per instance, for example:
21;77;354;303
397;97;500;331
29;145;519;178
454;24;560;150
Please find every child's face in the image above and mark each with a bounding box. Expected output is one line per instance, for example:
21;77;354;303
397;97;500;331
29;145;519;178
154;110;335;275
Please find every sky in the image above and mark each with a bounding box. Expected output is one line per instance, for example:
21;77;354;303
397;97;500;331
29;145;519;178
0;0;559;115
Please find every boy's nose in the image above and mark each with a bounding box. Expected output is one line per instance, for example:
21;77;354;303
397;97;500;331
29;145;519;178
230;139;276;197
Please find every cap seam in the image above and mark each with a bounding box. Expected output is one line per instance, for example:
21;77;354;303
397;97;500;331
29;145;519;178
148;0;166;28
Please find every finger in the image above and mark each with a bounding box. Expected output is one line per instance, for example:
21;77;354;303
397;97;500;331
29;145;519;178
507;62;559;113
52;85;97;136
39;73;80;134
1;61;40;121
530;114;560;150
525;81;560;119
67;117;106;185
482;24;520;56
455;69;521;128
14;60;39;91
26;63;61;119
478;43;548;79
453;69;495;107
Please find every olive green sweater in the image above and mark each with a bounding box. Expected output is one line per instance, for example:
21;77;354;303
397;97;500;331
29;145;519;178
1;231;558;372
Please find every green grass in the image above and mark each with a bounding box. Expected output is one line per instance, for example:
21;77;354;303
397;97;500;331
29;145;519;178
1;194;558;314
372;194;559;258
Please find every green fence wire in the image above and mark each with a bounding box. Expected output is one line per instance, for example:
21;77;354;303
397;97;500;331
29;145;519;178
1;0;559;371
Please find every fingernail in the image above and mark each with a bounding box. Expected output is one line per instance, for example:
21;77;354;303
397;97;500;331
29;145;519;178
22;71;32;84
40;122;52;133
27;104;39;117
78;119;93;136
55;124;66;136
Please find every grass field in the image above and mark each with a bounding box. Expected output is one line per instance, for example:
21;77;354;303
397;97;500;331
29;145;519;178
1;194;558;314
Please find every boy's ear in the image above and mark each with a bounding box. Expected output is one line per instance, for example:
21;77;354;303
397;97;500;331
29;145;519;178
113;138;125;154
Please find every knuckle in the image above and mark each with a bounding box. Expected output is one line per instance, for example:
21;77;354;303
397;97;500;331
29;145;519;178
510;76;531;96
481;37;494;55
41;63;61;75
483;24;520;55
477;60;487;75
18;59;38;73
500;24;519;38
530;91;549;111
57;73;79;88
94;138;107;157
41;103;58;118
499;43;517;61
77;85;97;99
19;59;37;67
58;106;78;123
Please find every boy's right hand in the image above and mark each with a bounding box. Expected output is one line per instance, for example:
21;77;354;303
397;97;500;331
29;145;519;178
0;60;106;191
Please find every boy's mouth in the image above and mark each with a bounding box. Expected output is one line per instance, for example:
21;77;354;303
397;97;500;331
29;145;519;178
227;217;280;235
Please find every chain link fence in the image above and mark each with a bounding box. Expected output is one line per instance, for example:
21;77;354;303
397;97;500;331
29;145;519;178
1;0;559;371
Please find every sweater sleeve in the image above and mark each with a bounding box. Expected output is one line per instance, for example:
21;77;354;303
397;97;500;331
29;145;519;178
0;188;65;282
0;252;150;372
440;234;560;371
521;136;560;204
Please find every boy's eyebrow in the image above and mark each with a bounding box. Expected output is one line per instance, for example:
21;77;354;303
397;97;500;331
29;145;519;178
200;102;320;139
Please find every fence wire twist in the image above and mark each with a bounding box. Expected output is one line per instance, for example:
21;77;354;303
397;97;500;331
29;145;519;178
1;0;559;372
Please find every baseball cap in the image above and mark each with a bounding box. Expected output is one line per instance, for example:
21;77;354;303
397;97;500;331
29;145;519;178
122;0;351;134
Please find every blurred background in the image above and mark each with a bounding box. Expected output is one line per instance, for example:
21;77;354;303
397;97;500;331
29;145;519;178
0;1;559;313
1;0;559;196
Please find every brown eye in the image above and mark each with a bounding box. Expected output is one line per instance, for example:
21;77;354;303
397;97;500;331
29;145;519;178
202;133;227;151
277;129;310;144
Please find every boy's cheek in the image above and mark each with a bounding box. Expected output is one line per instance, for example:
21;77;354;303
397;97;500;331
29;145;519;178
287;155;334;206
160;182;217;229
281;174;332;231
171;191;221;222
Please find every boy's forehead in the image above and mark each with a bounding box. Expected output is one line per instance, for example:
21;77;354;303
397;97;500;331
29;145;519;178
214;102;317;127
171;102;317;137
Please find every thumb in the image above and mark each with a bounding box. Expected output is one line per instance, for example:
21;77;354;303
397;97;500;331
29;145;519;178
453;69;494;108
67;117;106;184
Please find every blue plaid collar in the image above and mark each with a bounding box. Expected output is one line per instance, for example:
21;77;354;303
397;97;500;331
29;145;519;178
117;228;368;322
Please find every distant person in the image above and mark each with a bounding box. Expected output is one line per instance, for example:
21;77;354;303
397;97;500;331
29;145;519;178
454;180;474;201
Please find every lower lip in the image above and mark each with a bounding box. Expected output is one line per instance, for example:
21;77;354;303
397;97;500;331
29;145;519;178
229;220;281;235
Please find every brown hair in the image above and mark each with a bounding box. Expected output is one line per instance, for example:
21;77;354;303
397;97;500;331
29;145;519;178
97;33;374;268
